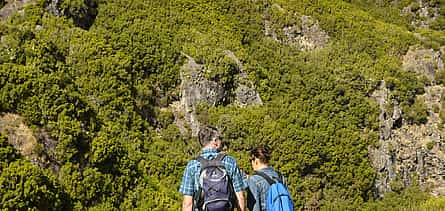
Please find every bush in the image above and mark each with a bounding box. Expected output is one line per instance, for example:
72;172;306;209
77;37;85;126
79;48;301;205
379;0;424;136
0;134;19;165
404;98;428;125
0;0;442;209
0;160;70;210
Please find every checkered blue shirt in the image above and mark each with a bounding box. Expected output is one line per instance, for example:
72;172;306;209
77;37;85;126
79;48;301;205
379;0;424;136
179;148;247;196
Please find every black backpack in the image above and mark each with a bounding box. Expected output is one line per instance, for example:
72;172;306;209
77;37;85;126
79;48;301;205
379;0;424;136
193;153;237;211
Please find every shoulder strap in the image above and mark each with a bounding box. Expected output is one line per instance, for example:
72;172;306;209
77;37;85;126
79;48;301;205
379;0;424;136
254;171;276;185
195;153;226;170
255;171;285;185
195;156;208;168
215;152;226;162
277;171;285;184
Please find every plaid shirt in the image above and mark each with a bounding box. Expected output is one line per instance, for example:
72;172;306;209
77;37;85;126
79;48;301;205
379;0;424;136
179;148;247;196
246;167;288;211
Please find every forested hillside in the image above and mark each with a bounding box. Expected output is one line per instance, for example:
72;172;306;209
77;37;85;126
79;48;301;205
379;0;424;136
1;0;445;210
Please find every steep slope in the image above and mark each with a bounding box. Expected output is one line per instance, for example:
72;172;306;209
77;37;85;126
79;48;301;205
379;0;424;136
0;0;444;210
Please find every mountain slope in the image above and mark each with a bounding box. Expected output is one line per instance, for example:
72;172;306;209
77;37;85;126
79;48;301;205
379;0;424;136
0;0;444;209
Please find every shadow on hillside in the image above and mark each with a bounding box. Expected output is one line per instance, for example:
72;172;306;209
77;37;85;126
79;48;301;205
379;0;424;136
46;0;99;30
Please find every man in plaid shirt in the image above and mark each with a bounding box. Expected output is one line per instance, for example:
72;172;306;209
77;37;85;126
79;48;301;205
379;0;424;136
179;125;247;211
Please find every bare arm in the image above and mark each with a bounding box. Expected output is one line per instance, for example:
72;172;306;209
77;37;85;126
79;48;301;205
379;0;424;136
182;195;193;211
236;191;245;211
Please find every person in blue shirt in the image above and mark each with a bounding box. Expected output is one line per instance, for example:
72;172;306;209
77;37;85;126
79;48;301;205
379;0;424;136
246;146;288;211
179;125;247;211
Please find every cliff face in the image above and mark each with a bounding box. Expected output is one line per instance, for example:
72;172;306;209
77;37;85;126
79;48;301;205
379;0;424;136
370;47;445;197
173;52;263;137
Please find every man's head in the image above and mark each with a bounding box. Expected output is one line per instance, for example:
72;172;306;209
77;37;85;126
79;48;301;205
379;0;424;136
198;125;222;150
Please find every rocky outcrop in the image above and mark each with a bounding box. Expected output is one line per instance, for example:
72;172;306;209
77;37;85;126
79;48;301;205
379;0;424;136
369;80;400;197
402;47;444;83
402;0;441;29
0;0;97;29
225;50;263;107
264;19;278;41
370;82;445;197
177;54;226;136
264;5;329;51
45;0;63;17
370;47;445;198
0;113;61;173
281;16;330;51
173;52;262;137
0;0;35;21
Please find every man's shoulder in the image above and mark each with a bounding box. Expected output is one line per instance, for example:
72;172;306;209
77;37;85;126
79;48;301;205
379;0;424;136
221;153;236;161
192;152;239;168
220;154;240;167
185;159;200;169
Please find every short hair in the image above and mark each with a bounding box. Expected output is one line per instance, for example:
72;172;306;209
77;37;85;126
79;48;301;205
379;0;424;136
198;125;221;147
250;146;271;164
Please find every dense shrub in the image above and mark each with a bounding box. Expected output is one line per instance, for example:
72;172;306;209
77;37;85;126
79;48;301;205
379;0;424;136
0;0;442;209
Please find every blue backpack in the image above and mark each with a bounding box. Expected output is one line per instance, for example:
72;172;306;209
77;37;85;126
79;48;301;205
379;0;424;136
194;153;237;211
255;171;294;211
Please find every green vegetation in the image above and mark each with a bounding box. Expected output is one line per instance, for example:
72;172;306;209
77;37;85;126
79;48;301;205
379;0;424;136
0;135;70;210
0;0;444;210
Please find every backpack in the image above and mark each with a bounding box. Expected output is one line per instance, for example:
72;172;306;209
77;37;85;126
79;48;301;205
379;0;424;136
255;171;294;211
193;153;237;211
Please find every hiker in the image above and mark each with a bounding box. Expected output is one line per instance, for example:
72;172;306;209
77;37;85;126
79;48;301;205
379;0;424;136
246;146;293;211
179;125;247;211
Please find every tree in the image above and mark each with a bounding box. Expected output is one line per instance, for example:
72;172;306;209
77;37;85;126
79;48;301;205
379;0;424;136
0;160;70;210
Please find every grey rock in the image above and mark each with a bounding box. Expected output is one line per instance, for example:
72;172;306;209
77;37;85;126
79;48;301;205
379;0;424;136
370;79;445;197
264;7;329;51
402;0;441;29
174;52;262;137
179;55;225;136
402;48;444;83
0;0;35;21
46;0;63;17
281;16;329;51
225;50;263;107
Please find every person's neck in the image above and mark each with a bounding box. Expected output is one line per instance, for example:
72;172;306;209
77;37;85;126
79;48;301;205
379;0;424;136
255;164;269;171
202;146;218;151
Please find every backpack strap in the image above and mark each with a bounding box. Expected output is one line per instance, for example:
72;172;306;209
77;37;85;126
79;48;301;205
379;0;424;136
254;171;284;185
254;171;276;185
277;171;285;184
195;153;226;170
214;152;226;162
